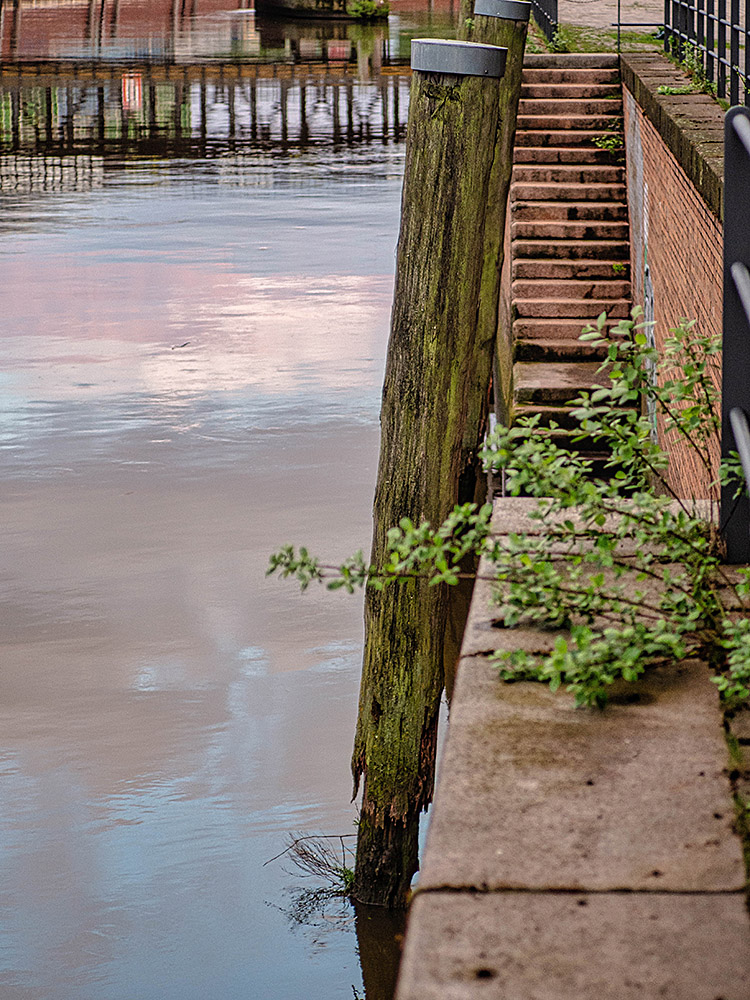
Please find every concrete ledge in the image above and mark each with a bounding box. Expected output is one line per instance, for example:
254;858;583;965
620;52;724;221
417;651;744;892
395;497;750;998
397;892;750;999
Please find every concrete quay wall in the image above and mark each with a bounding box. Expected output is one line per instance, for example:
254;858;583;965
393;60;750;998
394;498;750;998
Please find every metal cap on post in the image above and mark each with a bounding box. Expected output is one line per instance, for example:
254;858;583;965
722;106;750;563
410;38;508;78
473;0;531;19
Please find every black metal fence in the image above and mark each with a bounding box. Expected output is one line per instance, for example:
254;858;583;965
722;107;750;562
664;0;750;105
529;0;558;42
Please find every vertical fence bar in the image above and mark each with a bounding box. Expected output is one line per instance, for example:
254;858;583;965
682;0;690;51
719;0;727;97
730;0;740;104
722;108;750;563
707;0;716;82
664;0;672;51
687;0;697;42
698;0;706;56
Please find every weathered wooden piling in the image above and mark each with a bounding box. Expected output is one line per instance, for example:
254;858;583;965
351;38;510;908
463;0;531;427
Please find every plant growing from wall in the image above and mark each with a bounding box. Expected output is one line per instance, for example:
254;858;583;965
593;131;624;153
269;310;750;710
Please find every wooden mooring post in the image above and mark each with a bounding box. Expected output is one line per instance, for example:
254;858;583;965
464;0;531;427
351;36;525;908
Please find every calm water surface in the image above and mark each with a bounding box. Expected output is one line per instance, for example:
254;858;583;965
0;2;459;995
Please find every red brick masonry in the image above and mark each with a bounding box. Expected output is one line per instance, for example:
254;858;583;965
621;53;724;498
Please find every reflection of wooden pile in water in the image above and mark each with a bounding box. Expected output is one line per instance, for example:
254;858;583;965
0;154;104;194
0;65;410;156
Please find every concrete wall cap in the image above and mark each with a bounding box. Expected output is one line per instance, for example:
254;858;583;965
473;0;531;21
410;38;507;78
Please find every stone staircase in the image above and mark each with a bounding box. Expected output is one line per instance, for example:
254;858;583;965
508;53;631;449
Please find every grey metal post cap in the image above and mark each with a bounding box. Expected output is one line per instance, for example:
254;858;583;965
410;38;507;78
473;0;531;20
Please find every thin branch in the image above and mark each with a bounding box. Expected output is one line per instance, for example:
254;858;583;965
263;833;356;868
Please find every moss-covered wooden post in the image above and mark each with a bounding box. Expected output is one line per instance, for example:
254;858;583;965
463;0;531;435
351;38;508;909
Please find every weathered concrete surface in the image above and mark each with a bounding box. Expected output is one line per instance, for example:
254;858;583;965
395;497;750;998
418;652;744;892
397;893;750;999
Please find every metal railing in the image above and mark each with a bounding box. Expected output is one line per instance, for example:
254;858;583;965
722;107;750;562
664;0;750;105
529;0;558;41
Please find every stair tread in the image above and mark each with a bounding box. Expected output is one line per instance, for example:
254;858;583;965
513;279;630;293
516;130;621;146
519;100;623;114
523;53;619;67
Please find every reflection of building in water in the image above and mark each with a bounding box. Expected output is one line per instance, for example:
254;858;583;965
0;0;258;63
0;0;458;64
0;67;410;154
0;0;459;66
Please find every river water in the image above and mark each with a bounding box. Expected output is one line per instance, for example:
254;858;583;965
0;2;456;998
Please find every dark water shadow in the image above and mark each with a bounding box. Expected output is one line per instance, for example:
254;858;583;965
354;901;406;1000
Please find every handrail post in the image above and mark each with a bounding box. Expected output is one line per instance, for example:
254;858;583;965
721;106;750;562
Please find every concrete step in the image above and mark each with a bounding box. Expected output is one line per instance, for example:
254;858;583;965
514;146;621;164
512;164;624;184
398;893;750;1000
514;361;607;403
512;200;628;221
514;239;630;260
505;56;632;444
518;114;623;131
519;98;623;116
513;278;631;300
516;129;618;148
513;316;621;341
511;220;630;240
511;182;627;202
521;83;623;99
513;402;589;428
514;297;630;318
513;258;631;279
523;53;620;67
515;337;608;362
520;68;620;86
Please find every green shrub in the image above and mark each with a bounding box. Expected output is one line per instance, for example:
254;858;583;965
270;310;750;710
347;0;389;19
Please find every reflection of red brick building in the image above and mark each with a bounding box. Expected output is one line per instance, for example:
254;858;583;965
0;0;252;62
0;0;457;65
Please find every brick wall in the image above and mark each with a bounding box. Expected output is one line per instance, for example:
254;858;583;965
622;55;724;499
